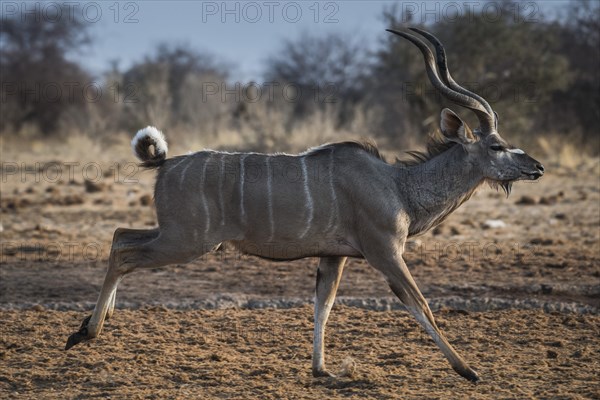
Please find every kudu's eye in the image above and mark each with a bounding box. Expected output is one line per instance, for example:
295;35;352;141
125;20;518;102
490;145;504;152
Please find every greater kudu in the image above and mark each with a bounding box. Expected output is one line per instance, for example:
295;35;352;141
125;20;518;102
66;28;544;382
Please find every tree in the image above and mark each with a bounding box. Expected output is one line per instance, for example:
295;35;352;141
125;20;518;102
545;0;600;140
0;4;91;135
119;44;229;132
369;1;571;146
367;7;431;147
264;32;371;127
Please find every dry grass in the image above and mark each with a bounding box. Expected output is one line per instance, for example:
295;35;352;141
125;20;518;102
185;103;375;154
537;135;591;169
3;109;597;170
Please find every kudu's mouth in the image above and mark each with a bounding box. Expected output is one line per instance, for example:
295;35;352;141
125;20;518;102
520;170;544;181
488;169;543;197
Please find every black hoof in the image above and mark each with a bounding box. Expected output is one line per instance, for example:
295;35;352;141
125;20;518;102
79;315;92;329
455;367;480;383
312;368;336;378
65;315;92;350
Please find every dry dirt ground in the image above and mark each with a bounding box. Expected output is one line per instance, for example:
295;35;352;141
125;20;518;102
1;308;599;399
1;155;599;398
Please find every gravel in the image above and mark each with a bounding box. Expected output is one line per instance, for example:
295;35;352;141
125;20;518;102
2;295;597;314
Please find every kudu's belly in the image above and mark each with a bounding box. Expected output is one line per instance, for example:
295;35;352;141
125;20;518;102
227;238;361;261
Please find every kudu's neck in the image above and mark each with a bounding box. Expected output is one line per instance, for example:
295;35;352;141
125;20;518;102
398;144;484;236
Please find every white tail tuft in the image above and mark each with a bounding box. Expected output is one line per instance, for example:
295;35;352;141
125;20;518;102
131;126;168;167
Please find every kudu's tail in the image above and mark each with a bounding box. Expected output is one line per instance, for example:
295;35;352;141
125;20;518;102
131;126;168;168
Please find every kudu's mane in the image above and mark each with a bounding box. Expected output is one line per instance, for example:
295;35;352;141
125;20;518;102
396;130;458;166
312;140;387;161
318;131;457;167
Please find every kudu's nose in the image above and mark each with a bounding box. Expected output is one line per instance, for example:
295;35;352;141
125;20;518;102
530;163;545;179
536;163;545;174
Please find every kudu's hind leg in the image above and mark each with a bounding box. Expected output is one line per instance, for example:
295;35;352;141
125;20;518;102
312;257;346;377
105;228;159;321
366;250;479;382
65;228;204;350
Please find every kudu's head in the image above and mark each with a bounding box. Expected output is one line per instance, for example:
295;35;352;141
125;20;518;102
387;28;544;195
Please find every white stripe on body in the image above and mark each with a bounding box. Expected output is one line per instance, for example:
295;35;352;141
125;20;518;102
179;156;199;219
266;157;275;241
218;154;225;226
179;156;194;190
325;148;337;233
161;156;188;202
200;154;212;235
239;154;247;225
299;156;314;239
169;156;188;179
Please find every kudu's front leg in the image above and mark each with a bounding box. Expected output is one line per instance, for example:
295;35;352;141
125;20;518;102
366;247;479;382
312;256;346;377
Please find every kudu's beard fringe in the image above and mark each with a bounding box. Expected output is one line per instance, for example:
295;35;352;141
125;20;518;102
487;179;513;197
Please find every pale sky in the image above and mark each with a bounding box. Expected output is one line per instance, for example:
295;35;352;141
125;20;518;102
52;0;570;81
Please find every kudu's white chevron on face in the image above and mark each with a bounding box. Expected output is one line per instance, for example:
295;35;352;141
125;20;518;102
67;28;544;384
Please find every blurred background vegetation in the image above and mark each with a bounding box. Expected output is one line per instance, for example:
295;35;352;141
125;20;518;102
1;0;598;159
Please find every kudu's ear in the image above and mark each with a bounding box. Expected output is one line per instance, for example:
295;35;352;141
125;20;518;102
440;108;476;145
